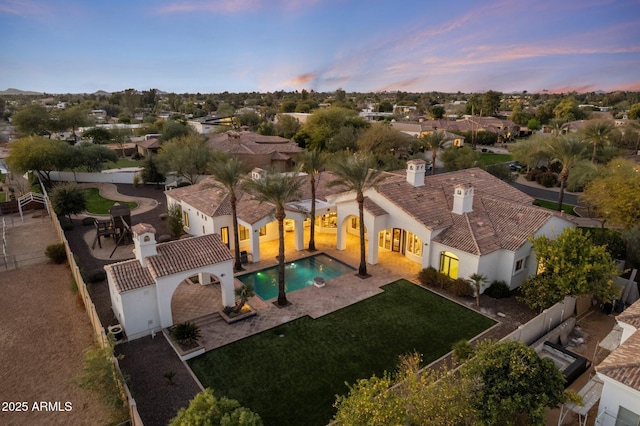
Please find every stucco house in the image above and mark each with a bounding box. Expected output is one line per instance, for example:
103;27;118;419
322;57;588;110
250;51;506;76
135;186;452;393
595;299;640;425
165;160;576;292
104;223;235;340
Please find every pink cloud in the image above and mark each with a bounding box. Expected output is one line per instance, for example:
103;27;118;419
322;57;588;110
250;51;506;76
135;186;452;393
156;0;323;14
157;0;262;14
0;0;52;17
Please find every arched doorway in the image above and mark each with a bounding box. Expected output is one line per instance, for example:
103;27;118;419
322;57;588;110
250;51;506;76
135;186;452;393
171;273;224;324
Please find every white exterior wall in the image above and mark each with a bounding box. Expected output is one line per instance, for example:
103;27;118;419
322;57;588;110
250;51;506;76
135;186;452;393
50;170;143;184
120;286;162;340
430;241;480;280
596;375;640;426
108;276;125;327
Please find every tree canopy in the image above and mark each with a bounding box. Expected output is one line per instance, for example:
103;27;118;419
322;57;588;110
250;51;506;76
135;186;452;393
333;353;476;426
300;107;368;151
169;388;262;426
157;134;210;185
462;339;571;426
6;136;76;187
580;158;640;229
519;227;620;311
440;145;479;171
50;183;87;220
77;143;118;172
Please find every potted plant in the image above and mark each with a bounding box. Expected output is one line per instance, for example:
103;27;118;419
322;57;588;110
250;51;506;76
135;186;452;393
170;321;201;349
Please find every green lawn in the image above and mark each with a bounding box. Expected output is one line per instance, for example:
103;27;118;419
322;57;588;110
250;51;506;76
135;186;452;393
478;152;512;166
105;158;143;169
84;188;137;214
0;192;5;202
533;199;577;216
188;279;496;426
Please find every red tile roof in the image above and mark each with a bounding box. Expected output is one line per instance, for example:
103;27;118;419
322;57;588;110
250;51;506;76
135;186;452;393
617;299;640;329
105;234;233;293
597;330;640;391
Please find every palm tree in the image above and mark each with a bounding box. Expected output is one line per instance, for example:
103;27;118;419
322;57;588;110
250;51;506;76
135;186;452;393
328;153;386;277
468;273;488;307
208;155;246;272
581;120;614;163
422;130;448;175
300;149;327;251
546;135;589;211
243;169;304;306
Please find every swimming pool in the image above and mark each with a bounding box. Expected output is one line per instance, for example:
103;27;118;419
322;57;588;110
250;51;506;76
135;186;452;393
237;254;355;300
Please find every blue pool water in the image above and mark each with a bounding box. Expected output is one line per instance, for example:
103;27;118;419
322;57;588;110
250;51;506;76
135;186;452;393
237;254;355;300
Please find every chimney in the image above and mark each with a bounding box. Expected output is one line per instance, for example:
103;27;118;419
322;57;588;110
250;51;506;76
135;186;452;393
452;184;474;215
132;223;157;267
251;167;266;181
406;159;426;187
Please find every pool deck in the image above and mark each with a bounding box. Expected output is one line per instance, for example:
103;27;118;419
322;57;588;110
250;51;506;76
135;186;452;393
171;231;421;351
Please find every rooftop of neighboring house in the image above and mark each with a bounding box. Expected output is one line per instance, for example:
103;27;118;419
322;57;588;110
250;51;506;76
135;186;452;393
617;299;640;329
205;130;303;156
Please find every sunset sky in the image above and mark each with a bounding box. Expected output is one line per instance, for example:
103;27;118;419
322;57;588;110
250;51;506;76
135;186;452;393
1;0;639;94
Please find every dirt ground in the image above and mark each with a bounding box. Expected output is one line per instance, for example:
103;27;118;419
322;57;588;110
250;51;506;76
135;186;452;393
0;212;112;426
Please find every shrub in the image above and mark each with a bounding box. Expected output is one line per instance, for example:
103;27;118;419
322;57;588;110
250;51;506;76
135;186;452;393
85;269;107;283
167;204;184;238
170;321;201;346
81;217;95;226
45;243;67;264
484;280;511;299
417;267;451;289
536;171;557;187
451;278;474;297
452;339;474;363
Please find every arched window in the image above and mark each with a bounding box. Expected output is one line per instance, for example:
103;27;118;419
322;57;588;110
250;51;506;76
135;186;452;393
439;251;459;279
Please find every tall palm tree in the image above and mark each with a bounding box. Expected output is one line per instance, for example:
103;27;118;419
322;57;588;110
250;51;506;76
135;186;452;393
300;149;327;251
422;130;448;175
328;153;386;277
243;169;304;306
546;135;589;211
208;155;246;272
581;120;614;163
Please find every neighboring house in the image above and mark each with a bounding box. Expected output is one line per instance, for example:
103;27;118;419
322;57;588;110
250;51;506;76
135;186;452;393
133;134;161;157
596;299;640;425
166;161;575;291
187;115;234;134
390;122;465;147
104;223;235;340
205;130;303;171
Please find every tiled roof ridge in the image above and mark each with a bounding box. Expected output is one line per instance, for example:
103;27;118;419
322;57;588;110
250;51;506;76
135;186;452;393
463;209;482;255
598;361;640;372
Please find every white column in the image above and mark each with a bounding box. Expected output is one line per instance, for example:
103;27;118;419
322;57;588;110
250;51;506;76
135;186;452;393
220;271;235;308
250;230;261;262
294;217;304;250
367;227;378;265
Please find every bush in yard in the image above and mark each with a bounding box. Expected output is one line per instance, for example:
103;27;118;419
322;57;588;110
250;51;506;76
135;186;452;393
417;267;452;289
536;171;557;188
451;278;474;297
170;388;263;426
167;204;184;238
85;269;107;283
170;321;201;346
45;243;67;264
484;280;511;299
452;339;474;363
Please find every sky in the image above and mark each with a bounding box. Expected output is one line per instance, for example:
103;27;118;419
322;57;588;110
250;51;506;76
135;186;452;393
1;0;639;94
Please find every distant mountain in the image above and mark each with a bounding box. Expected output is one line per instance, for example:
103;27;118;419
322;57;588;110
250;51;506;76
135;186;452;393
1;88;44;96
93;90;111;96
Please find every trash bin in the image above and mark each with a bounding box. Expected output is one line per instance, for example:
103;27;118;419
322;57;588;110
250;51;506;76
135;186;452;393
240;251;248;264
